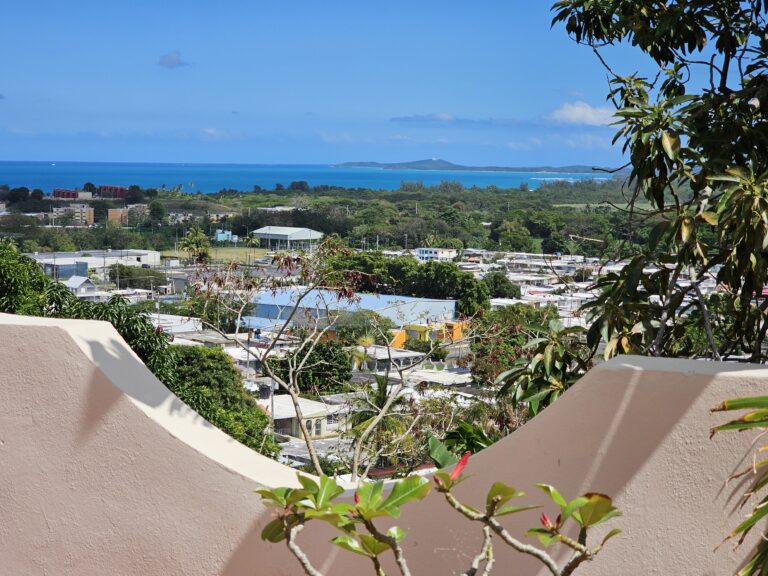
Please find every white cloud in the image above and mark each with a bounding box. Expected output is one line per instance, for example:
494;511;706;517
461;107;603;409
550;101;614;126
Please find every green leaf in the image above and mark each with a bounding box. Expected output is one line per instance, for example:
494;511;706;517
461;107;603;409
359;534;390;557
261;518;287;543
315;475;344;509
496;504;540;517
661;131;680;160
601;528;622;546
356;480;385;511
387;526;406;543
297;474;319;494
712;396;768;412
486;482;519;510
381;476;431;517
537;484;567;508
332;535;371;557
428;436;459;469
576;493;621;527
562;496;589;522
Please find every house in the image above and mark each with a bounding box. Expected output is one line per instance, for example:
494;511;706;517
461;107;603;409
415;247;459;263
391;320;469;346
252;226;324;251
63;276;99;298
255;394;343;439
351;344;425;373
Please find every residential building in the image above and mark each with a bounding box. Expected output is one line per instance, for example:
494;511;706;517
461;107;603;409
51;203;94;226
0;202;6;214
52;188;79;200
255;394;343;439
351;345;425;373
415;247;459;263
63;275;97;296
252;226;324;251
98;185;128;199
108;208;129;225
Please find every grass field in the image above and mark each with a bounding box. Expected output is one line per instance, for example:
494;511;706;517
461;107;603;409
162;246;268;263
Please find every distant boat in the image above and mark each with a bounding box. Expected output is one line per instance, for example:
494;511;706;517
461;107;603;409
50;163;56;166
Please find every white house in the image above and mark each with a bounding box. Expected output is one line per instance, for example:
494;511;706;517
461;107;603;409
415;247;459;263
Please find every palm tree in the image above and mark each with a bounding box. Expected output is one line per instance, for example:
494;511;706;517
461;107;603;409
348;372;412;470
245;233;260;265
178;227;211;264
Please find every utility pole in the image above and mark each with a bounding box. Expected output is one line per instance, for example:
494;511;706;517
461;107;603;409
404;233;408;250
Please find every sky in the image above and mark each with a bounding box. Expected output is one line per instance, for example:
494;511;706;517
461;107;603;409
0;1;656;167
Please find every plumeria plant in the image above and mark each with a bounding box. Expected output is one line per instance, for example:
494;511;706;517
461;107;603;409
258;452;621;576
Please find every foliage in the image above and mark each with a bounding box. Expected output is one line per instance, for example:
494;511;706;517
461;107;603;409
550;1;768;570
171;346;279;457
482;270;521;299
0;240;177;385
109;263;167;290
467;303;558;385
268;341;352;395
403;337;448;362
496;320;593;414
328;251;490;316
347;373;415;472
178;226;211;263
0;240;49;315
334;310;395;346
259;454;621;576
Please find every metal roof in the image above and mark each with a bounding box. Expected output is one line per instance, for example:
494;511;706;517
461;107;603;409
63;276;93;288
253;226;324;241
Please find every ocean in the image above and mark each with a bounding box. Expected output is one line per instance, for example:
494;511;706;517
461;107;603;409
0;161;610;193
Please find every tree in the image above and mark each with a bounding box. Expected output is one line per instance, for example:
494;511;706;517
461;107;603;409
268;341;352;395
109;263;166;290
178;226;210;263
148;200;167;225
347;373;414;471
482;271;521;299
467;303;558;386
334;310;395;346
0;240;49;315
541;233;568;255
550;2;768;571
82;182;96;193
170;346;279;457
496;220;534;252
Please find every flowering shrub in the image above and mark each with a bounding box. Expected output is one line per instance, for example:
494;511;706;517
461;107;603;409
258;453;621;575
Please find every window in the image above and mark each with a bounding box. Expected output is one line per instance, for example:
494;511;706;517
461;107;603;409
314;419;322;436
305;420;313;435
327;413;338;425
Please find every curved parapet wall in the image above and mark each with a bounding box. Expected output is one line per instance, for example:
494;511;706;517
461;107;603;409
0;312;765;575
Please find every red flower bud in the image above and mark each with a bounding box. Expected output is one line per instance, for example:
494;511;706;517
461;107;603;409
540;513;553;530
354;491;360;505
450;452;471;481
555;514;562;528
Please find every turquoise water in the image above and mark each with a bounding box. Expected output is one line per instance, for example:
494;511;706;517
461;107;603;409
0;161;610;193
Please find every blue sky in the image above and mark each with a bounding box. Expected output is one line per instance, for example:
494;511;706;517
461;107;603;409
0;1;654;166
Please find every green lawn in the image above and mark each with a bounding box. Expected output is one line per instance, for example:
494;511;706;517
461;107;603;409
162;246;268;263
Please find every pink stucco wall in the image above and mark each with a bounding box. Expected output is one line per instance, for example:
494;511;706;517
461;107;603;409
0;313;765;575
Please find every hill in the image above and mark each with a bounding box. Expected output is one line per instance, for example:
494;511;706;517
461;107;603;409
337;159;614;173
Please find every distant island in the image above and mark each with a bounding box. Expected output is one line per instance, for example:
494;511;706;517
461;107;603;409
337;158;619;174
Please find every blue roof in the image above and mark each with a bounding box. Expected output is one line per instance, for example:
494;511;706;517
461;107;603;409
248;287;456;325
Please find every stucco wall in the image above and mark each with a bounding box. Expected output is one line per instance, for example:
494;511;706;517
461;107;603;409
0;313;766;575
